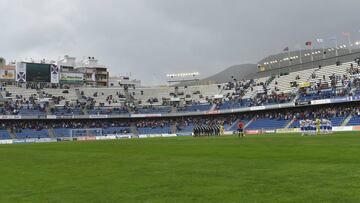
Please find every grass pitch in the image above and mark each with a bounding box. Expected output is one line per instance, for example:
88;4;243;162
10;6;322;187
1;133;360;202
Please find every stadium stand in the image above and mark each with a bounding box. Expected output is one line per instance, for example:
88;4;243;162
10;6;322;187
1;51;360;140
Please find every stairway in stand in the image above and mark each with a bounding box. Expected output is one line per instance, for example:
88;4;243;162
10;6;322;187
48;128;56;138
130;123;139;137
285;118;295;129
7;129;16;139
342;113;353;126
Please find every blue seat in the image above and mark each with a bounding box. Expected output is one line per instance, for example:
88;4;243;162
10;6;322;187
137;106;171;114
246;118;289;130
54;128;71;137
138;127;171;134
0;130;11;139
348;115;360;126
179;104;212;112
217;100;252;110
16;129;49;139
177;124;194;133
103;127;131;135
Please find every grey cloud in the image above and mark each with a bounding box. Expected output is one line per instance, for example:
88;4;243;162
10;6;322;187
0;0;359;85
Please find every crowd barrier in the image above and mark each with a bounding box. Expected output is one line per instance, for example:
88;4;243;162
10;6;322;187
0;139;12;144
276;128;301;134
176;132;193;136
139;134;177;138
244;130;265;135
1;126;360;145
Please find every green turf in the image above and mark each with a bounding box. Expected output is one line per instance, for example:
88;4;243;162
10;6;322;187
1;133;360;202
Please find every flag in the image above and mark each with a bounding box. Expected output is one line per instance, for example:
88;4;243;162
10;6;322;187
283;47;289;52
305;41;312;46
342;32;350;37
316;38;324;43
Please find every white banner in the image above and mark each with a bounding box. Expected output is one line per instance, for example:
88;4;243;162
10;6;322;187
311;99;331;105
50;64;59;84
60;72;84;84
89;115;108;119
138;135;148;138
161;134;177;137
0;115;22;119
332;126;353;132
46;115;57;119
16;62;26;82
96;135;117;140
250;106;266;111
0;139;13;144
149;134;162;138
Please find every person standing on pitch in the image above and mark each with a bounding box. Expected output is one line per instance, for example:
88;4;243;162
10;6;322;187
237;120;245;138
316;118;321;135
220;124;224;135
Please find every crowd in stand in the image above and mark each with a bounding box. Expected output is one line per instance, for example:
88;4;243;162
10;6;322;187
1;59;360;117
251;104;359;122
296;61;360;102
135;119;172;130
1;98;47;115
6;119;132;134
0;102;358;138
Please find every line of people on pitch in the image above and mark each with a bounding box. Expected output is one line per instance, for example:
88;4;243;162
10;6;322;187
193;125;224;136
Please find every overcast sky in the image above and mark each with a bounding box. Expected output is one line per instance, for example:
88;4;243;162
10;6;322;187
0;0;359;85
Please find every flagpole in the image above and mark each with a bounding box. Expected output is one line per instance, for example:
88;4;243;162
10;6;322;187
348;34;352;53
335;39;339;57
322;42;325;59
288;50;292;65
311;44;314;62
299;48;302;64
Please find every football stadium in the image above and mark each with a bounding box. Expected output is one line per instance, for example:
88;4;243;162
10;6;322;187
2;0;360;202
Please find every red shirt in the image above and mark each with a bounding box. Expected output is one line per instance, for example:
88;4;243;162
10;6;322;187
238;122;244;129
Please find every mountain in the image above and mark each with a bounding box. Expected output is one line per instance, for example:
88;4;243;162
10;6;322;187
201;63;258;83
175;63;258;86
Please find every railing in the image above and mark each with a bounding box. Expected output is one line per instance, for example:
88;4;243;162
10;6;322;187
0;94;359;120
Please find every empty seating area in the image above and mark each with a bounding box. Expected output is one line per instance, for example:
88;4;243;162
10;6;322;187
268;68;314;93
0;130;11;139
80;88;127;106
242;76;269;99
138;126;171;135
42;88;77;104
3;86;38;100
17;107;46;116
217;99;251;110
131;87;171;105
88;107;128;115
54;128;71;137
348;115;360;126
52;107;83;116
246;118;290;130
15;129;49;139
177;124;194;133
102;127;131;135
298;89;336;102
181;84;223;102
311;62;352;84
136;106;171;114
178;103;212;112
